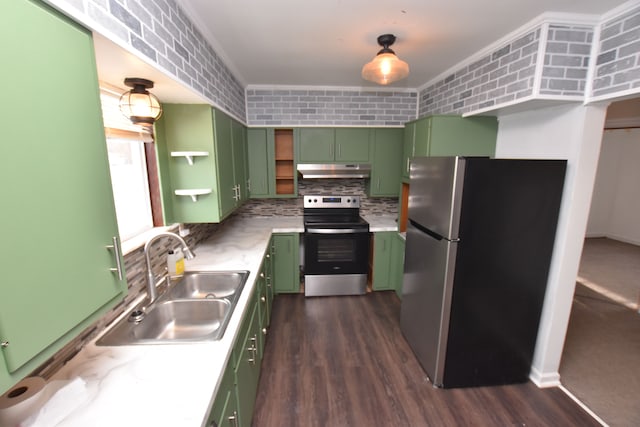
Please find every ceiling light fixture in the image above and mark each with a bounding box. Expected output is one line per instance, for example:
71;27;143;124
119;78;162;127
361;34;410;85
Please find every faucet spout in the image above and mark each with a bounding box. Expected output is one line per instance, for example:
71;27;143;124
143;231;196;304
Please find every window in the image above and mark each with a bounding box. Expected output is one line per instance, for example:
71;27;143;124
106;137;153;240
100;85;158;241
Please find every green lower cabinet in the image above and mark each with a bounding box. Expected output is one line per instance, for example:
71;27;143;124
390;233;406;299
207;363;238;427
235;301;261;427
271;234;300;293
372;232;406;295
372;232;394;291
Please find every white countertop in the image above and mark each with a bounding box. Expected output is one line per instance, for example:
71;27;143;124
28;215;401;427
364;214;399;232
41;217;303;427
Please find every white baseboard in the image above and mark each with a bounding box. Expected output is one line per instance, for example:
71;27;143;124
584;233;640;246
529;367;561;388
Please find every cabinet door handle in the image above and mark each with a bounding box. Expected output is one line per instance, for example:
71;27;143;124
228;411;238;427
261;296;266;303
377;177;381;190
107;236;124;281
337;144;341;158
406;157;410;174
262;328;267;336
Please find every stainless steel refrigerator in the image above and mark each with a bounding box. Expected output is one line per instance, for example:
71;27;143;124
400;156;566;388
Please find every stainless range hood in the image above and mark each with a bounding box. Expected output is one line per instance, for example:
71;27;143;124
297;163;371;179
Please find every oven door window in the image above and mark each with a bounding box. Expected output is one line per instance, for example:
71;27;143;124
304;232;370;275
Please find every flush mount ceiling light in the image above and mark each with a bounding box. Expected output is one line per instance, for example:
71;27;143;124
361;34;410;85
119;77;162;127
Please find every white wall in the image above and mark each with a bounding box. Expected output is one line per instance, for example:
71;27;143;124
494;103;608;387
586;128;640;245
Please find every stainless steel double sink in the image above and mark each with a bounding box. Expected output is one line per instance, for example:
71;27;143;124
97;271;249;346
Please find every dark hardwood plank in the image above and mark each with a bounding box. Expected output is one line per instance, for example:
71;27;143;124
252;292;599;427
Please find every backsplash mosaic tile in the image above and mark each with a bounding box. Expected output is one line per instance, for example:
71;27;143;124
235;179;399;218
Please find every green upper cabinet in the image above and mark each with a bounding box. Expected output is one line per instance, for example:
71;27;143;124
367;128;403;197
246;128;297;198
298;128;370;163
0;0;127;393
402;115;498;181
247;128;272;197
156;104;247;223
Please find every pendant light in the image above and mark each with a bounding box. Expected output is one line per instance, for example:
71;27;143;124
361;34;410;85
119;78;162;127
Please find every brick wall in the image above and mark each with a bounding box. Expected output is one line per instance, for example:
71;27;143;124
592;4;640;98
418;29;541;116
46;0;246;122
246;88;417;126
541;25;594;97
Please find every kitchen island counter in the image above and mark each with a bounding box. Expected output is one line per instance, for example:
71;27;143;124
42;216;303;427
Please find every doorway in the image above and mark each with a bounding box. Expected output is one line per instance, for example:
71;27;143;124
559;98;640;426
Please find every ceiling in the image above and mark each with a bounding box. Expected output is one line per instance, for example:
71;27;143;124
179;0;627;88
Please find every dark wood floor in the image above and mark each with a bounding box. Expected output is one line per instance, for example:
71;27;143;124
252;292;600;427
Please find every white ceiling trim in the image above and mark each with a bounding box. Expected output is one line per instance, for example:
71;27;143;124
416;11;601;93
600;0;640;22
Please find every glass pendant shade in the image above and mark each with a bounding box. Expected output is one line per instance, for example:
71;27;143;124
361;52;410;85
119;78;163;127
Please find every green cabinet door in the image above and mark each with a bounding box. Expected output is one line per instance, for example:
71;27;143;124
214;110;237;218
235;301;260;427
0;0;127;392
402;116;497;182
413;117;431;157
335;128;371;162
247;129;271;197
272;234;300;293
372;232;394;291
298;128;334;162
208;362;238;427
402;121;416;180
390;233;406;299
429;116;498;157
299;128;371;163
232;120;248;204
368;128;403;197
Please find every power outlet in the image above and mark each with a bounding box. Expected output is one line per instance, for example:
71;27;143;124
179;227;190;237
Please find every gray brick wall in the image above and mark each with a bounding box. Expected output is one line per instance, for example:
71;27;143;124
541;25;593;96
246;88;417;126
419;29;541;116
47;0;247;122
592;5;640;98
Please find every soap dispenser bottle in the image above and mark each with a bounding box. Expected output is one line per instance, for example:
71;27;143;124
175;248;185;275
167;250;177;276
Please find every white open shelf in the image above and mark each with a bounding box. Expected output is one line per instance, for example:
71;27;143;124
174;188;212;202
171;151;209;165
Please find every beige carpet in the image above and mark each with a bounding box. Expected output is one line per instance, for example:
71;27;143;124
577;238;640;310
560;237;640;427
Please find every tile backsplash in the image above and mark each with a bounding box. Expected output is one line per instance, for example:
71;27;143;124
30;222;219;380
235;179;399;218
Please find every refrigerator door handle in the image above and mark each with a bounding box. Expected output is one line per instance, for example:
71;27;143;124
409;219;460;243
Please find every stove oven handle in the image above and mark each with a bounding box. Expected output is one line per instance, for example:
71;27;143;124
305;228;370;234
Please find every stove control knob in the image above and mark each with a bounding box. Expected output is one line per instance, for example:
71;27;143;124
313;198;318;203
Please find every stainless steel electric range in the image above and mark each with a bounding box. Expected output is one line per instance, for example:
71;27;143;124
302;195;370;297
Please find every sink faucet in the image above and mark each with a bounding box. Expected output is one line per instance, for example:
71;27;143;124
144;231;196;303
